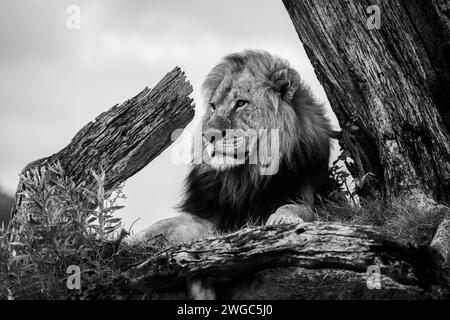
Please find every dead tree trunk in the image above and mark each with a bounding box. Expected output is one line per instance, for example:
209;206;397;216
123;223;449;299
283;0;450;260
11;67;194;220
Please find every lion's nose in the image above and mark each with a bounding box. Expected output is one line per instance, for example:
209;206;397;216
206;115;230;133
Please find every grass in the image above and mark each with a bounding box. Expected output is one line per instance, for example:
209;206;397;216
313;196;446;246
212;195;445;249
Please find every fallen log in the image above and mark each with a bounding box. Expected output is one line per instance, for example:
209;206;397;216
11;67;194;219
124;223;449;299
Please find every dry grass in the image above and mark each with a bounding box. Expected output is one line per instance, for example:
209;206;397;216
218;194;445;248
314;197;446;246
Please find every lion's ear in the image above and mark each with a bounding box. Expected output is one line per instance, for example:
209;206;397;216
269;68;301;101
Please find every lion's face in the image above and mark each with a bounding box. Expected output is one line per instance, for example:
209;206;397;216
201;66;298;173
202;70;260;169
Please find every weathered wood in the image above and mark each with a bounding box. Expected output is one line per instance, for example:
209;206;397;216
124;223;448;299
11;67;194;218
282;0;450;261
283;0;450;203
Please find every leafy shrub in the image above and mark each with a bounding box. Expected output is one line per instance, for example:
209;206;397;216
0;161;129;300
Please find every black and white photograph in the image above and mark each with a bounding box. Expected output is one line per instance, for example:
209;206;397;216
0;0;450;309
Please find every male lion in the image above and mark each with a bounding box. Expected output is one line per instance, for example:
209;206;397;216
137;50;332;243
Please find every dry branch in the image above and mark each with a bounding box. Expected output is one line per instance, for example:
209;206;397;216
11;67;194;217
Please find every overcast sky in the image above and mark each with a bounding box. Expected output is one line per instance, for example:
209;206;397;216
0;0;338;232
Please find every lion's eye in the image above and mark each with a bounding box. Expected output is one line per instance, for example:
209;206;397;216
210;102;216;110
234;99;249;109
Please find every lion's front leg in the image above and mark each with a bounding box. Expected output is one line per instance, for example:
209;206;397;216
134;214;217;244
265;203;315;225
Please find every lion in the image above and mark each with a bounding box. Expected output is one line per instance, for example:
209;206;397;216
136;50;332;243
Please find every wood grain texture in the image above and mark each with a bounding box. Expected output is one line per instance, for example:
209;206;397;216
283;0;450;203
12;67;194;217
124;223;448;299
283;0;450;264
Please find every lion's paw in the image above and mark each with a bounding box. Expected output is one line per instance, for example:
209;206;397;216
266;212;304;225
134;214;216;244
265;204;314;226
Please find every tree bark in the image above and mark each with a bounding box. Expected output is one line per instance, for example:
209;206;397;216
282;0;450;260
283;0;449;203
123;223;449;299
11;67;194;218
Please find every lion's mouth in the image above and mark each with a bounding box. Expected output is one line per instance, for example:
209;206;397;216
215;136;245;154
203;135;252;160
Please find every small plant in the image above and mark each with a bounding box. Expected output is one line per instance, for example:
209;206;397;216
325;114;380;206
328;156;358;204
0;161;128;299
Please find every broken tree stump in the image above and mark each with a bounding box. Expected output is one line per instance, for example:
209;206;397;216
11;67;194;219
